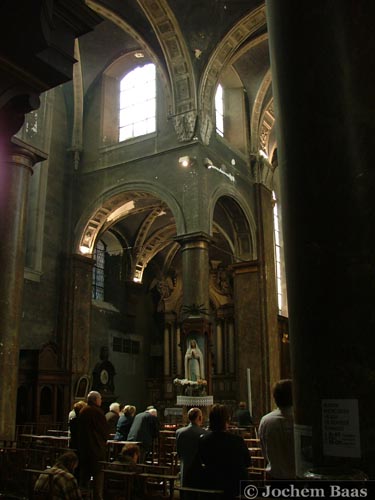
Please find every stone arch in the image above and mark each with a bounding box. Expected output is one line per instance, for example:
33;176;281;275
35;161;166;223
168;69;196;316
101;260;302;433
86;0;173;113
74;181;186;255
208;186;257;261
136;0;198;140
250;69;273;153
198;5;267;144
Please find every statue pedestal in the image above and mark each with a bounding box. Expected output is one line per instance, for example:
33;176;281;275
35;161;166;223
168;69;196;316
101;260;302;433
176;395;214;425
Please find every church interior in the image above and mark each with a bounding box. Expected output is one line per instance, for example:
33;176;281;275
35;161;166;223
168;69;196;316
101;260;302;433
1;0;375;489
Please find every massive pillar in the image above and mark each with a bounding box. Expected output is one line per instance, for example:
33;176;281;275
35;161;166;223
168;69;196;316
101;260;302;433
61;254;95;401
0;138;46;443
266;1;375;476
175;232;212;389
177;231;211;314
232;157;279;421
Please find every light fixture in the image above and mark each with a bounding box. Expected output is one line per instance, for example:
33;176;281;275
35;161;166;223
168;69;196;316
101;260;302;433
203;157;213;168
134;52;144;58
178;156;195;168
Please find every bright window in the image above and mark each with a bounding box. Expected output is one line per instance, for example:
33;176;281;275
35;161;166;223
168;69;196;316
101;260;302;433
215;83;224;137
273;191;283;314
92;240;106;300
119;63;156;141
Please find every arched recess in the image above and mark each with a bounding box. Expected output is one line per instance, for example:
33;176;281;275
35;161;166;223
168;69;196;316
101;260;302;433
136;0;198;140
198;5;267;144
74;181;186;256
250;69;272;153
87;0;197;141
85;0;173;113
208;186;257;261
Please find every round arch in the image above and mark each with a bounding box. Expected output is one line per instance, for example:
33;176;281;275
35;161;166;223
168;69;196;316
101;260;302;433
74;181;186;255
208;185;257;261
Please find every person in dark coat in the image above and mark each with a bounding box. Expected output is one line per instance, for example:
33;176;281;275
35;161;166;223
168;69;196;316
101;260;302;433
176;407;208;492
77;391;109;500
114;404;136;441
235;401;253;427
199;404;251;499
105;402;120;434
127;406;160;462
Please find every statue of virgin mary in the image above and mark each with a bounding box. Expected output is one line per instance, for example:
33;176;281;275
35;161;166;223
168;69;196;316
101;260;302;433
184;339;204;381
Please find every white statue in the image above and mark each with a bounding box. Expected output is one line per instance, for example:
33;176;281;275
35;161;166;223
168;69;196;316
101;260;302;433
184;339;204;381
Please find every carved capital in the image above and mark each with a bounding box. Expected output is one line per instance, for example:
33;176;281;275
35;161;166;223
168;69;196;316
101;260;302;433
250;154;276;190
172;111;197;142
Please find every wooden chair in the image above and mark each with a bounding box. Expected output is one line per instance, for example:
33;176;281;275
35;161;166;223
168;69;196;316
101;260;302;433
139;471;179;500
102;468;136;500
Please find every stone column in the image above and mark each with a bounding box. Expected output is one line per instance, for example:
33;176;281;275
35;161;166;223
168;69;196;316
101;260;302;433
176;325;182;376
61;254;94;400
176;231;211;314
228;321;235;374
216;320;223;374
266;0;375;476
232;262;269;422
164;324;171;376
0;138;47;443
252;155;280;399
175;232;212;389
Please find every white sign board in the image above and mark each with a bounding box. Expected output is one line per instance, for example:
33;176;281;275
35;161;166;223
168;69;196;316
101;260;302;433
322;399;361;458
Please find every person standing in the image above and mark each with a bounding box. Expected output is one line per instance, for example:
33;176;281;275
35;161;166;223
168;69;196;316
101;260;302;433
258;379;295;479
199;404;250;499
105;402;120;434
176;407;208;493
77;391;109;500
127;406;160;462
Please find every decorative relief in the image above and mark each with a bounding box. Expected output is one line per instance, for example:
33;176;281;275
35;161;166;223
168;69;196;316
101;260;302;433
250;68;272;152
172;110;197;142
259;99;275;154
250;154;276;190
137;0;197;131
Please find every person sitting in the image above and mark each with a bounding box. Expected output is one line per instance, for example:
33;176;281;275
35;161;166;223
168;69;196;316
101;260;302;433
259;379;295;479
105;402;121;434
199;404;251;500
114;405;136;441
115;443;141;467
235;401;253;427
34;451;82;499
113;444;143;500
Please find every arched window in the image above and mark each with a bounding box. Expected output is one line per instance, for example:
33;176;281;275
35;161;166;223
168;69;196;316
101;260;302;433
119;63;156;141
92;239;106;300
214;70;248;154
272;191;283;314
215;83;224;137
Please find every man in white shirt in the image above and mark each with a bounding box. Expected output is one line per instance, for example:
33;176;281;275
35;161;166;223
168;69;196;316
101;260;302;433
259;379;295;479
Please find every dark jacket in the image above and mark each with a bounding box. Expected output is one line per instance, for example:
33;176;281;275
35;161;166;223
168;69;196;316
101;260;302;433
127;411;159;451
105;410;120;434
176;423;208;487
199;431;251;499
77;402;109;466
114;414;134;441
